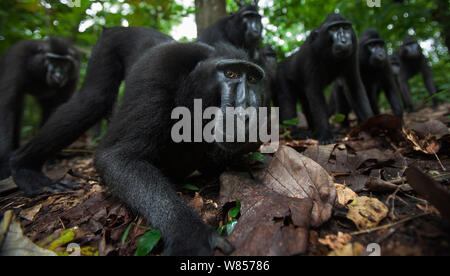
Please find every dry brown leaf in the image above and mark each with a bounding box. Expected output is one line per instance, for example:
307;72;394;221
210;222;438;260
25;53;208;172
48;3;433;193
0;211;56;256
416;204;440;216
407;120;449;138
335;184;357;206
406;167;450;220
318;232;352;250
328;242;365;256
304;144;396;174
20;204;42;221
403;127;441;155
188;193;204;213
347;196;389;230
218;171;314;256
262;146;336;227
365;177;399;192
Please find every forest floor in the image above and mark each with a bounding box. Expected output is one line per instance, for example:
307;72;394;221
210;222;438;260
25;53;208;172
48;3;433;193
0;103;449;256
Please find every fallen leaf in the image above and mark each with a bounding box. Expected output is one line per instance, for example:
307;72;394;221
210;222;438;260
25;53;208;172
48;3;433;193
318;232;352;250
405;167;450;220
188;193;204;213
346;196;389;230
347;114;403;140
335;184;357;206
407;120;449;138
0;210;56;256
328;242;365;256
365;177;399;192
218;172;313;256
304;144;395;174
228;188;313;256
20;204;42;221
262;146;336;227
403;127;441;155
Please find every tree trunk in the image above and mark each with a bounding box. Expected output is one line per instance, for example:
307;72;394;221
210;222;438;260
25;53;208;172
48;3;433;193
195;0;227;37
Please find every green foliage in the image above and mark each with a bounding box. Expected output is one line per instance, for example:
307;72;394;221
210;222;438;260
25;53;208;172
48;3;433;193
135;228;162;256
331;113;346;124
282;117;299;126
183;184;200;191
250;152;266;163
218;199;241;236
121;223;133;245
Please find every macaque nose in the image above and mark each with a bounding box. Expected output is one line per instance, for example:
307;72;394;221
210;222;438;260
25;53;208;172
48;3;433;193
377;51;386;60
53;72;63;82
249;22;262;37
236;82;250;111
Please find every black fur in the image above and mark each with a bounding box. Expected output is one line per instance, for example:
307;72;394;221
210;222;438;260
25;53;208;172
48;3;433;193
259;45;277;102
0;37;80;179
7;27;173;192
393;36;438;111
94;41;266;255
198;4;262;59
330;28;403;124
274;14;373;144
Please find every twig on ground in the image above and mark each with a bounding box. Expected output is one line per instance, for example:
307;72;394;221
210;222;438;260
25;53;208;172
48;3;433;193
350;212;432;236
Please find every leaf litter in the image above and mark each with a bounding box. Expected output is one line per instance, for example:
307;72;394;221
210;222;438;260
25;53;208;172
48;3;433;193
1;103;450;256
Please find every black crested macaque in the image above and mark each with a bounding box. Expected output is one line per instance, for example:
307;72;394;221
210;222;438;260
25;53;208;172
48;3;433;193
198;4;263;59
389;54;411;112
394;36;438;110
330;29;403;124
94;42;266;255
0;37;80;179
274;14;373;144
5;27;173;193
260;45;278;102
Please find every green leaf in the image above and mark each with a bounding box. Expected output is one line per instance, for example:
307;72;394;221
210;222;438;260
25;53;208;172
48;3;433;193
229;207;239;218
135;229;162;256
250;152;265;163
282;117;299;126
226;219;238;236
217;225;226;235
424;89;448;102
228;199;241;218
183;184;200;191
283;131;291;138
332;113;346;123
121;223;133;245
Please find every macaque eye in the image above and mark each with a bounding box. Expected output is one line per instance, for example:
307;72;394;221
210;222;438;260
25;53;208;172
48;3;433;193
225;71;239;79
330;26;339;32
247;75;258;84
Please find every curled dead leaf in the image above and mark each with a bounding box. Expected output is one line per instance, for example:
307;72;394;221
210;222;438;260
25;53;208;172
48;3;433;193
403;127;441;155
